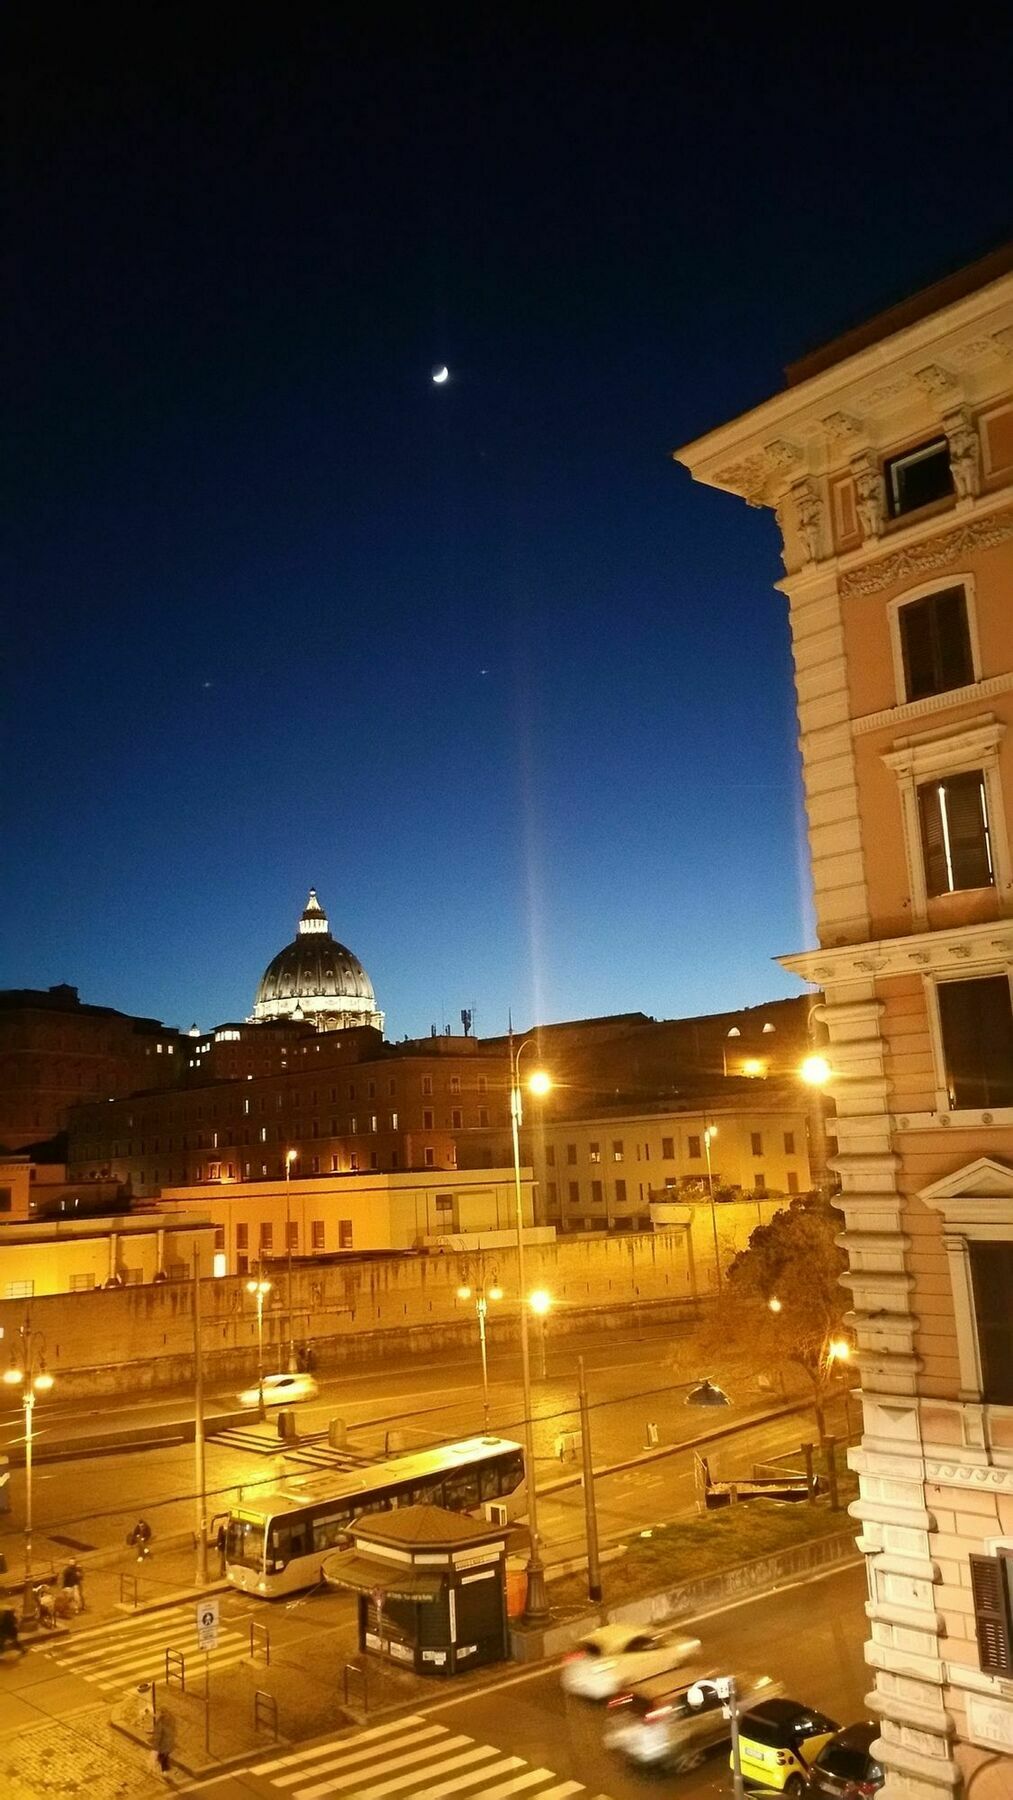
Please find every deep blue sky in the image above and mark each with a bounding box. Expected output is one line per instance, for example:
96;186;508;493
6;15;1012;1039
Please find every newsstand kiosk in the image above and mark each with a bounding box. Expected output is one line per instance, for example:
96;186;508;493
323;1504;509;1676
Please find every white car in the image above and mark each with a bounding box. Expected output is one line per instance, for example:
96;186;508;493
237;1372;320;1408
561;1623;703;1701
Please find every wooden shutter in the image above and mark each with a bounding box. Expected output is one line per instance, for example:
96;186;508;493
946;772;993;891
970;1553;1013;1676
900;597;936;700
933;586;973;692
918;782;949;896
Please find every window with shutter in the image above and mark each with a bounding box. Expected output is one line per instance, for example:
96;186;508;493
969;1242;1013;1403
937;976;1013;1109
918;770;994;895
970;1552;1013;1676
899;587;973;700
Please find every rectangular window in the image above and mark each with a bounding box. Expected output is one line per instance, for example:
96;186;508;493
589;1142;601;1164
260;1222;273;1251
898;586;973;701
422;1076;433;1097
451;1108;463;1129
425;1147;435;1167
6;1280;35;1299
754;1172;766;1193
545;1145;555;1167
615;1178;627;1204
751;1132;763;1156
661;1136;675;1159
450;1076;461;1095
612;1140;624;1161
591;1180;604;1205
0;1188;11;1214
918;770;993;896
546;1181;558;1205
688;1134;701;1158
70;1273;95;1292
330;1153;339;1172
885;437;953;518
369;1114;378;1133
236;1253;249;1277
338;1220;353;1249
286;1221;298;1250
390;1111;399;1130
786;1171;799;1194
783;1131;795;1156
236;1223;249;1250
566;1144;577;1165
423;1109;434;1130
478;1107;488;1127
214;1226;226;1250
311;1154;320;1173
970;1242;1013;1404
568;1181;580;1205
311;1220;325;1250
970;1551;1013;1677
435;1194;454;1212
937;976;1013;1109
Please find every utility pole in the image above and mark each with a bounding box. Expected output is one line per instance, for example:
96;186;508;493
578;1357;602;1603
193;1246;208;1584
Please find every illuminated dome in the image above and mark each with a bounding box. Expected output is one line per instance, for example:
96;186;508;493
252;890;384;1034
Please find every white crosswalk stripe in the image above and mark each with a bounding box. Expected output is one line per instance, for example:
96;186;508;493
31;1600;250;1694
250;1714;608;1800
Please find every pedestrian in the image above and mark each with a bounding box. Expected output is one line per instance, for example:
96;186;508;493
215;1522;227;1578
60;1558;85;1614
128;1519;153;1562
0;1608;24;1656
150;1707;176;1780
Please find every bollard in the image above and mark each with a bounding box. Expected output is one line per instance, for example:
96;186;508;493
645;1421;659;1447
328;1417;347;1450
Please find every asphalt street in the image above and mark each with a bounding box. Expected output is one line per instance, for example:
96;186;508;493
184;1562;868;1800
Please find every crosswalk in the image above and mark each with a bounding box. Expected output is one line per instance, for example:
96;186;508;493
31;1600;251;1696
251;1714;613;1800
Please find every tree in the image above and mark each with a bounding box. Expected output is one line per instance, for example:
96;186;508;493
719;1194;849;1439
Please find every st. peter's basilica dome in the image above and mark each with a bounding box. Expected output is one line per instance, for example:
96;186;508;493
251;890;384;1034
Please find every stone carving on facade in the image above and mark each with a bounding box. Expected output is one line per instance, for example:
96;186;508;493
821;411;863;454
790;477;823;563
942;406;981;499
913;362;960;403
714;438;804;509
839;505;1013;598
850;451;884;540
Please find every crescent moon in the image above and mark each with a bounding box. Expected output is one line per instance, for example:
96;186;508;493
432;365;449;384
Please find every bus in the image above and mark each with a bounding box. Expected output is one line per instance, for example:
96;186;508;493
224;1435;526;1597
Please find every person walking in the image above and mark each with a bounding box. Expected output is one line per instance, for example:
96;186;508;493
215;1522;227;1578
150;1707;176;1780
0;1608;24;1656
128;1519;153;1562
60;1558;85;1614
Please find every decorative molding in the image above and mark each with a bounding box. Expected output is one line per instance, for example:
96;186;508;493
713;438;806;507
926;1461;1013;1491
943;405;982;500
838;505;1013;598
792;477;824;563
822;410;864;451
851;451;885;540
851;670;1013;737
913;363;961;404
781;919;1013;984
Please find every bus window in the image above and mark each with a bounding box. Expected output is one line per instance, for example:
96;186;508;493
269;1519;311;1566
445;1467;480;1510
411;1479;445;1505
499;1451;524;1494
226;1517;265;1571
480;1465;501;1502
313;1511;352;1551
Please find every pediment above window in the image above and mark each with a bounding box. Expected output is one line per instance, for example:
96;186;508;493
921;1156;1013;1228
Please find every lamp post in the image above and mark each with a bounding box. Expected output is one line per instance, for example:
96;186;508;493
509;1026;552;1626
456;1281;503;1433
703;1124;721;1288
246;1276;272;1420
3;1315;54;1621
529;1287;552;1380
688;1675;745;1800
285;1148;297;1371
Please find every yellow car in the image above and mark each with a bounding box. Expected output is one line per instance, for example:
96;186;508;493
736;1696;839;1794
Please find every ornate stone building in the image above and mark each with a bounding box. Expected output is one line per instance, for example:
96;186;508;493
250;889;385;1034
677;244;1013;1799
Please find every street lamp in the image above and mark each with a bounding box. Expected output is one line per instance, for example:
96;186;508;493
4;1317;55;1622
688;1674;746;1800
509;1026;552;1626
456;1281;503;1433
246;1276;273;1420
528;1287;552;1380
702;1124;721;1288
285;1148;298;1371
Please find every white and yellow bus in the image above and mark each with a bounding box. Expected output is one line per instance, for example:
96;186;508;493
224;1435;526;1597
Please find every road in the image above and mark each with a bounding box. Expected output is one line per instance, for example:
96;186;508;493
0;1322;843;1565
189;1562;868;1800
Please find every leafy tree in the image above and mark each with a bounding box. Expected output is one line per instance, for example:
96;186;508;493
719;1194;849;1438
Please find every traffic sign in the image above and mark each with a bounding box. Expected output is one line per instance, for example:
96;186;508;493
196;1597;219;1650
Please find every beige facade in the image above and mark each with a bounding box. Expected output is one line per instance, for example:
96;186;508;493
0;1211;215;1297
678;246;1013;1799
156;1167;536;1274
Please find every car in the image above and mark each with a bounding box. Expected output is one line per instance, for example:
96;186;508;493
736;1695;840;1794
604;1662;779;1771
237;1371;320;1408
809;1721;885;1799
561;1622;702;1700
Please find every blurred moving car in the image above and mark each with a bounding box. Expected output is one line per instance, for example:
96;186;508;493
736;1696;840;1794
237;1371;320;1407
561;1623;702;1700
604;1662;779;1771
809;1721;885;1799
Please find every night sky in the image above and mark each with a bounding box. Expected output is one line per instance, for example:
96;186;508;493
7;16;1012;1039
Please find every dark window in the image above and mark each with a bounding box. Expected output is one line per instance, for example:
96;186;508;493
0;1189;11;1214
688;1135;701;1158
937;977;1013;1109
566;1143;577;1165
783;1131;795;1155
338;1219;353;1248
786;1171;799;1194
568;1181;580;1205
661;1137;675;1159
546;1181;558;1206
311;1220;325;1250
970;1551;1013;1676
898;586;973;701
545;1145;555;1167
918;770;993;896
591;1180;603;1205
885;437;953;518
751;1132;763;1156
970;1242;1013;1404
614;1178;627;1204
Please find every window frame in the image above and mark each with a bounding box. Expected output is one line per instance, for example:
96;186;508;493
883;435;953;520
883;713;1008;926
886;574;981;711
921;1157;1013;1406
926;968;1013;1116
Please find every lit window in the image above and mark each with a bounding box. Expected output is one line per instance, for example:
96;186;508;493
918;770;993;896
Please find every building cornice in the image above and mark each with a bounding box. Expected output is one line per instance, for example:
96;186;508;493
781;918;1013;985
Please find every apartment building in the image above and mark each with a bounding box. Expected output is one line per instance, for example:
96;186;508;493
678;244;1013;1800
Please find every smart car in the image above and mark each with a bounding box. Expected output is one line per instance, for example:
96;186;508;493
561;1622;702;1700
237;1371;320;1407
809;1721;886;1798
736;1695;840;1793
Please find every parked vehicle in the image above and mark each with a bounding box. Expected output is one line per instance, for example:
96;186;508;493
809;1721;886;1799
561;1623;702;1700
604;1662;779;1771
237;1371;320;1408
736;1695;840;1793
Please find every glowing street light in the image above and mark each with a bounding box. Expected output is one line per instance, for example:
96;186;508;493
800;1053;832;1087
5;1317;55;1620
828;1337;851;1364
768;1296;783;1314
246;1276;273;1420
528;1288;552;1380
509;1026;552;1625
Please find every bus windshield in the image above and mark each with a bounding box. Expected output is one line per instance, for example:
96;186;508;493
226;1515;265;1571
